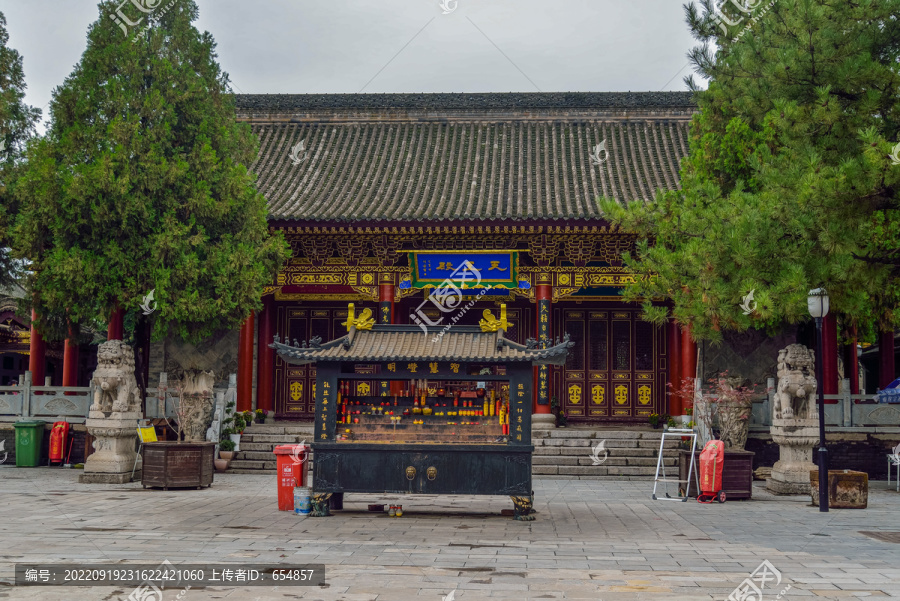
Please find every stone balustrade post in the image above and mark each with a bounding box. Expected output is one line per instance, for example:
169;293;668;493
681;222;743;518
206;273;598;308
841;378;852;427
22;371;32;418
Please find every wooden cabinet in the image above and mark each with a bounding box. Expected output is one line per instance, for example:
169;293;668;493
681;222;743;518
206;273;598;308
141;441;215;490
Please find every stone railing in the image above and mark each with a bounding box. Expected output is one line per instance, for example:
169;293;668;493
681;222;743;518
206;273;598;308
0;371;239;425
0;373;93;422
749;377;890;429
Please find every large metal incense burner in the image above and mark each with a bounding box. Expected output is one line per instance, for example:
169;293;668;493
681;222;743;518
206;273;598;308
271;304;571;519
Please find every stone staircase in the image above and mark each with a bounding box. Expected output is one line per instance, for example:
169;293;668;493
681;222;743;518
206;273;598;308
532;427;681;480
226;423;681;480
226;423;315;474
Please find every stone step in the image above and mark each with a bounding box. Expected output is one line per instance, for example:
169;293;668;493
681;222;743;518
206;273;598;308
242;424;314;435
227;459;277;470
241;434;308;443
532;455;676;467
534;465;659;477
226;468;277;475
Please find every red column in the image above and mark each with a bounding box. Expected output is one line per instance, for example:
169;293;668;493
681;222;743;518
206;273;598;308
534;280;552;415
822;313;838;398
107;305;124;340
844;326;859;396
28;309;45;386
62;333;79;389
680;325;697;413
237;312;255;412
256;297;275;413
880;329;896;388
667;320;682;416
379;273;395;324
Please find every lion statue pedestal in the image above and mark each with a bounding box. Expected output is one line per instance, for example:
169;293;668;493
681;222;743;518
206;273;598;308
767;344;820;495
80;341;143;484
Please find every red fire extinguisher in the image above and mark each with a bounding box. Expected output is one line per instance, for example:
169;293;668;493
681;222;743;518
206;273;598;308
49;421;70;465
697;439;726;503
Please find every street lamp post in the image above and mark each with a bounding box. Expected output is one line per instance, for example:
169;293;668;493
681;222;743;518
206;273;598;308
807;288;830;512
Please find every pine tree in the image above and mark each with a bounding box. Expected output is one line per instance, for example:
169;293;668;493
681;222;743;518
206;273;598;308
601;0;900;342
0;11;40;288
13;1;288;380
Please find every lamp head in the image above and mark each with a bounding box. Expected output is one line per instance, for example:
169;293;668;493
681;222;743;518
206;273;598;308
807;288;830;319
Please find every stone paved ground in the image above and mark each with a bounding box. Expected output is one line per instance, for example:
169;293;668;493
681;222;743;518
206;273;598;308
2;467;900;600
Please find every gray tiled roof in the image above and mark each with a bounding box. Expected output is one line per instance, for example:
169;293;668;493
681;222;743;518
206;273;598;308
271;325;572;366
240;92;695;223
236;91;695;111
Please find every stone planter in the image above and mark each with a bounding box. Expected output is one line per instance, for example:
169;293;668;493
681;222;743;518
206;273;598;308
141;441;215;490
810;470;868;509
219;450;234;462
679;447;755;499
214;458;228;472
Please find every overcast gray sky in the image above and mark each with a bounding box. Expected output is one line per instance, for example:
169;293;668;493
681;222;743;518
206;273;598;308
1;0;700;126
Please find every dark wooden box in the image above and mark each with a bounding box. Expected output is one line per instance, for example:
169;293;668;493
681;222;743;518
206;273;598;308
141;441;215;490
313;443;532;496
679;447;755;500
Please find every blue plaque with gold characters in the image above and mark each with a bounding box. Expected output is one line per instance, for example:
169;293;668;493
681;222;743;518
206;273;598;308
408;251;518;289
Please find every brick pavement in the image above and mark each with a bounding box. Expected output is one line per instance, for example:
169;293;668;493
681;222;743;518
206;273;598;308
2;466;899;600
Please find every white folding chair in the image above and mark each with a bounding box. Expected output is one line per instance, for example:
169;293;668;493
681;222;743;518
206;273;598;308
887;443;900;492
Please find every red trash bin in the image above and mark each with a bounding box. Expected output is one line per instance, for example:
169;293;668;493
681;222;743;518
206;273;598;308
273;444;309;511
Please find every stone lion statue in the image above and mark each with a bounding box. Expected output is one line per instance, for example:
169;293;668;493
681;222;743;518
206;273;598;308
773;344;818;420
90;340;140;414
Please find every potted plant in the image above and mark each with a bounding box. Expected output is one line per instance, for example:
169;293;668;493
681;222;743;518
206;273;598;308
649;413;660;428
218;438;236;462
243;410;254;427
665;417;676;431
220;405;245;452
255;408;268;424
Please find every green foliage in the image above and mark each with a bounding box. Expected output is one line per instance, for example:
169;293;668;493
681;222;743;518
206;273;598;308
13;1;287;342
601;0;900;342
218;438;235;452
0;11;40;289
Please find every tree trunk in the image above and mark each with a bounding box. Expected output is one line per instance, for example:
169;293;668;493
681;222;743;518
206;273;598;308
134;314;151;413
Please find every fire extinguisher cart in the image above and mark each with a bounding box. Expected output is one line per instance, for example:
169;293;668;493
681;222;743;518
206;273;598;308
270;306;572;519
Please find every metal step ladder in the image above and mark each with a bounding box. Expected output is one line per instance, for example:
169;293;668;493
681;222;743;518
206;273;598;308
651;428;699;502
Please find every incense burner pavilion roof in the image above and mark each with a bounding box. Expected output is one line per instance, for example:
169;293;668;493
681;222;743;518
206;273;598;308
235;92;696;223
270;325;573;366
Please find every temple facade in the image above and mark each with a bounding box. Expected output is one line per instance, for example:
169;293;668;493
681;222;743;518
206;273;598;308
227;91;702;424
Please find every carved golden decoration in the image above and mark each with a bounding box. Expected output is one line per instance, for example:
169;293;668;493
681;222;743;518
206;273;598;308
427;466;437;481
553;287;580;301
528;234;561;266
591;384;605;405
614;385;628;405
568;383;582;404
479;304;509;332
343;303;375;331
564;238;596;267
350;285;379;301
406;466;417;480
357;382;371;396
638;385;652;405
290;381;303;402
